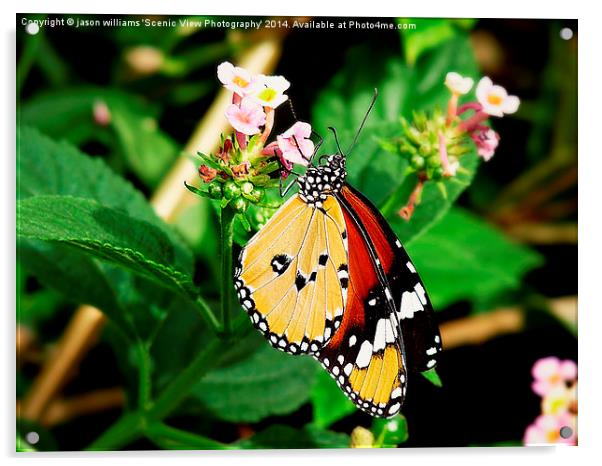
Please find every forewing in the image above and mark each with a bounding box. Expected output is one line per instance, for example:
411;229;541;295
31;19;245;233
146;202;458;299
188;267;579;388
235;195;348;354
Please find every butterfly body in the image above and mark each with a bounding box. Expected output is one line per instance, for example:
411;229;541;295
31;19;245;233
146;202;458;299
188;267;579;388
235;154;441;418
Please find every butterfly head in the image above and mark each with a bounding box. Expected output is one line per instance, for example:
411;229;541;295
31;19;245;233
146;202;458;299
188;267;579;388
297;154;347;207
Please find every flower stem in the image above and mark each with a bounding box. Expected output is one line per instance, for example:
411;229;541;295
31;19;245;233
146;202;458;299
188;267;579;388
148;337;226;420
260;107;275;144
220;207;236;336
459;110;489;133
136;339;152;411
145;421;236;450
86;412;144;451
192;295;222;335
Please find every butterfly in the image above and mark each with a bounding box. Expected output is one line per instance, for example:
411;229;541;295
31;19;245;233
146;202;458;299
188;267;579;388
234;91;442;418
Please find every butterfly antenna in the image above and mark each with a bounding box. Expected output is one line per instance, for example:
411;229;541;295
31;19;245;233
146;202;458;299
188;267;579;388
288;99;298;120
327;126;345;156
347;88;378;154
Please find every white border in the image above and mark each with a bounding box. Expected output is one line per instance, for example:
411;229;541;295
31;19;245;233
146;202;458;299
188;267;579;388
4;1;600;465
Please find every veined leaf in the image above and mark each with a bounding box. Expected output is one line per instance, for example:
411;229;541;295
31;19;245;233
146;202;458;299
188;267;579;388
17;195;197;299
406;207;543;309
190;344;318;423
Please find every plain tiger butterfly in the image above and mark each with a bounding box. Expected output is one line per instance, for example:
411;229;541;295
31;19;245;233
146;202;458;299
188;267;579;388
234;90;442;418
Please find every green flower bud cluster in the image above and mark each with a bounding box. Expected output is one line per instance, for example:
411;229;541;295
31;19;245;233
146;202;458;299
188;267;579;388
386;109;470;181
186;133;281;215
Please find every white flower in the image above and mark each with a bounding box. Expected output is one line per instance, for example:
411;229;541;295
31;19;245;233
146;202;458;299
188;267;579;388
250;75;290;109
476;77;520;117
217;61;262;97
445;72;473;95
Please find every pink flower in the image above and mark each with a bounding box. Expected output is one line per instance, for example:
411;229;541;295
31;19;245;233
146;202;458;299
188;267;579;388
217;61;262;97
475;77;520;117
532;357;577;397
471;128;499;161
224;98;266;136
524;413;576;446
276;122;314;169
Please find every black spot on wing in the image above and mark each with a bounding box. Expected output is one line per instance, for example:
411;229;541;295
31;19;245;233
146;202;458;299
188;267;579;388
295;272;308;291
318;253;329;266
271;254;292;275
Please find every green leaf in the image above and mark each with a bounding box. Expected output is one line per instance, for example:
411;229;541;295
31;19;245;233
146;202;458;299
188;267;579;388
312;35;481;243
17;195;197;300
311;369;356;428
406;207;543;309
398;18;475;65
190;344;318;423
17;127;194;340
19;88;179;187
17;126;192;270
372;414;409;447
235;425;350;449
421;367;443;387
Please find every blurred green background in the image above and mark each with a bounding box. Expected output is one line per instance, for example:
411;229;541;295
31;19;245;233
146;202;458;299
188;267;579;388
16;15;577;450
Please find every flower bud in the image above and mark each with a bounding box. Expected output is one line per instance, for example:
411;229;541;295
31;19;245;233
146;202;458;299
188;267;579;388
231;196;248;213
223;181;241;199
208;181;223;199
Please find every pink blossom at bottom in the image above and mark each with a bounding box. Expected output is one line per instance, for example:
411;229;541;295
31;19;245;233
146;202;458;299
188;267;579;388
523;413;576;446
531;357;578;396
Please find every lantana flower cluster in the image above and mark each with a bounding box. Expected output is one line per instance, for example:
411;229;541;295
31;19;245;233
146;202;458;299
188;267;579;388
523;357;578;446
383;72;520;220
187;62;314;223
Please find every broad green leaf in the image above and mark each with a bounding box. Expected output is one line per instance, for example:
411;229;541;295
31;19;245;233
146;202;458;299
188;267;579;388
17;195;197;299
235;424;350;449
191;344;318;423
406;207;543;309
19;88;179;187
312;35;480;243
17;126;192;271
311;370;356;428
17;127;194;340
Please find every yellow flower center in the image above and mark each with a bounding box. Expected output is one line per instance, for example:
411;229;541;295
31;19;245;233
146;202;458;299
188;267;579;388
257;88;277;102
233;76;249;88
487;93;503;106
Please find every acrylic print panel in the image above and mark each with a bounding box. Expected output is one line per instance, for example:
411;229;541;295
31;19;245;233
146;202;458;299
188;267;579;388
16;14;577;451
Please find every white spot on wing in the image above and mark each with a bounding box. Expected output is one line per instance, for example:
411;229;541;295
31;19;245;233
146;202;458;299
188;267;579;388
356;341;373;368
391;387;402;399
373;319;386;352
388;403;401;415
384;319;396;343
344;363;353;376
427;359;436;368
348;335;357;347
414;283;427;305
406;261;416;273
426;347;437;356
398;291;424;319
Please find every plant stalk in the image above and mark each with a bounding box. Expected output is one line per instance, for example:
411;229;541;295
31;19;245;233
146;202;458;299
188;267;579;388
220;208;236;336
